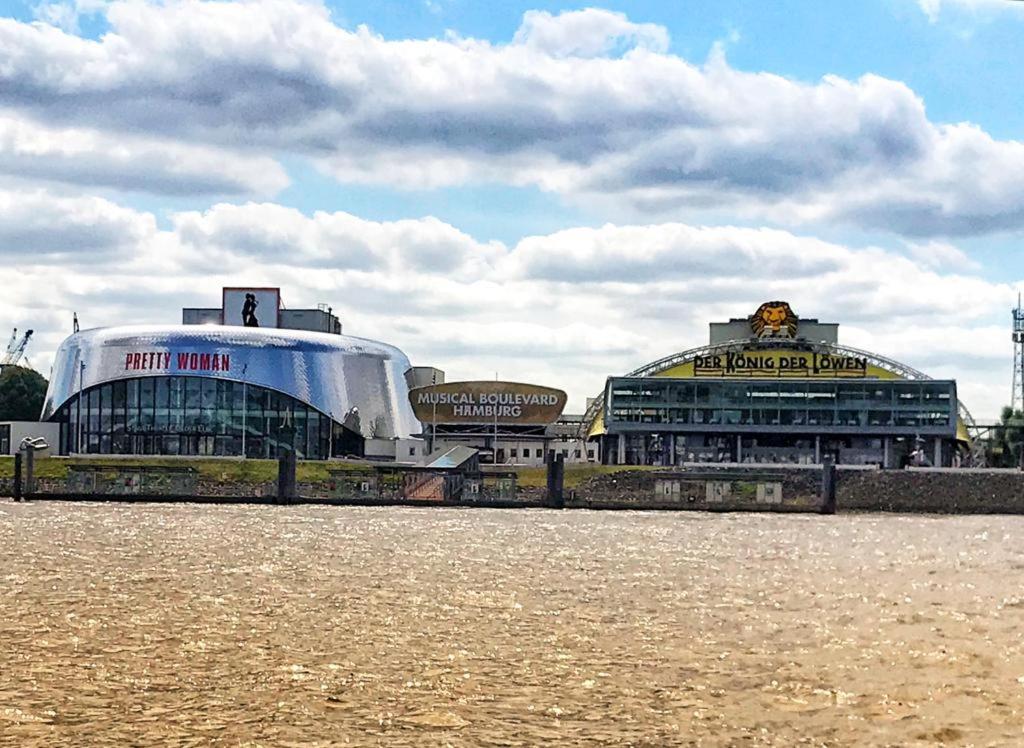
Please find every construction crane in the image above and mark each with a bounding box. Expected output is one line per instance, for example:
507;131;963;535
1;328;33;368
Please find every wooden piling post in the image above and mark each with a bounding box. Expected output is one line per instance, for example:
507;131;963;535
820;456;837;514
277;450;297;504
25;448;35;497
546;452;565;509
13;453;22;502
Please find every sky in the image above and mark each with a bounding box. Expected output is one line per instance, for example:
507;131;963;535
0;0;1022;419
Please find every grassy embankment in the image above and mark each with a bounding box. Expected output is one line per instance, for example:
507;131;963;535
0;456;366;483
492;464;657;489
0;456;655;488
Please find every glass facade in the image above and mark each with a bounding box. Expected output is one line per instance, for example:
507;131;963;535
606;378;957;434
50;376;343;459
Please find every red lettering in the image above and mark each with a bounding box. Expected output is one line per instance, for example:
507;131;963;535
177;353;188;369
124;353;133;371
221;354;230;371
188;353;199;370
199;353;211;370
163;352;171;369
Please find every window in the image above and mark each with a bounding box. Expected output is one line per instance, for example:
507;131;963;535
587;449;595;459
409;446;416;456
0;424;9;455
510;449;518;458
201;378;217;409
522;448;530;458
53;375;336;460
573;449;581;458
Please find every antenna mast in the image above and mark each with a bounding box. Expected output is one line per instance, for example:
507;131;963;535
1013;293;1024;413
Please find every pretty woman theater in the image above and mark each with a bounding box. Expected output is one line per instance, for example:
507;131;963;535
40;288;421;460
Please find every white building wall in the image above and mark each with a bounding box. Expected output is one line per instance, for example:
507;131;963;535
1;422;61;456
363;437;425;463
428;435;596;466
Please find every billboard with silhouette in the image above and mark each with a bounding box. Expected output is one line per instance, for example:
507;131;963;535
221;287;280;328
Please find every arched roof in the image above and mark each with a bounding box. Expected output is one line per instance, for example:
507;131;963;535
582;337;978;442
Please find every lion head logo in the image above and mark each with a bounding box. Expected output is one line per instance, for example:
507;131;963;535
750;301;798;338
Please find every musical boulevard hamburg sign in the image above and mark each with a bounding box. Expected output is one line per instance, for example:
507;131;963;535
409;381;567;425
693;350;869;378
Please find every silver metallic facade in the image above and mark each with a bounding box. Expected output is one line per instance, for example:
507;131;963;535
43;325;420;441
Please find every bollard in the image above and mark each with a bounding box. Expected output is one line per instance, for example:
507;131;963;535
555;454;565;509
277;450;297;504
546;452;565;509
13;453;22;502
820;456;837;515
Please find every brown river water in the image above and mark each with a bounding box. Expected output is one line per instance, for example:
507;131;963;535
2;502;1024;747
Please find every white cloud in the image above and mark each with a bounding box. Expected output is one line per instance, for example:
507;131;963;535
3;189;1019;420
172;202;504;277
916;0;1024;22
905;240;980;270
1;1;1023;236
31;0;107;33
0;110;289;196
0;188;156;258
33;2;80;33
511;8;669;57
502;224;847;282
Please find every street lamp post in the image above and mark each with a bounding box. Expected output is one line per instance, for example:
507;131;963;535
76;360;85;454
430;398;437;455
328;412;334;459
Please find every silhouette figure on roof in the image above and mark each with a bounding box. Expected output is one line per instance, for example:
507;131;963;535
241;293;259;327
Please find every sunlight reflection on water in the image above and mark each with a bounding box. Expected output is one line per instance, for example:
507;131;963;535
2;502;1024;746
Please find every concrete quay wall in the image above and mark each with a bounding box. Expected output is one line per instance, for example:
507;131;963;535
568;466;824;512
837;468;1024;513
6;463;1024;513
568;466;1024;514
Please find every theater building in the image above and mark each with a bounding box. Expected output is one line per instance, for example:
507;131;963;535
41;288;422;460
585;302;972;468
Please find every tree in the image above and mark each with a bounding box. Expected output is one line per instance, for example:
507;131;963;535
986;406;1024;468
0;365;48;421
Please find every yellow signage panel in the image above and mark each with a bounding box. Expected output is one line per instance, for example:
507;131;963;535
410;381;567;425
656;349;901;380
